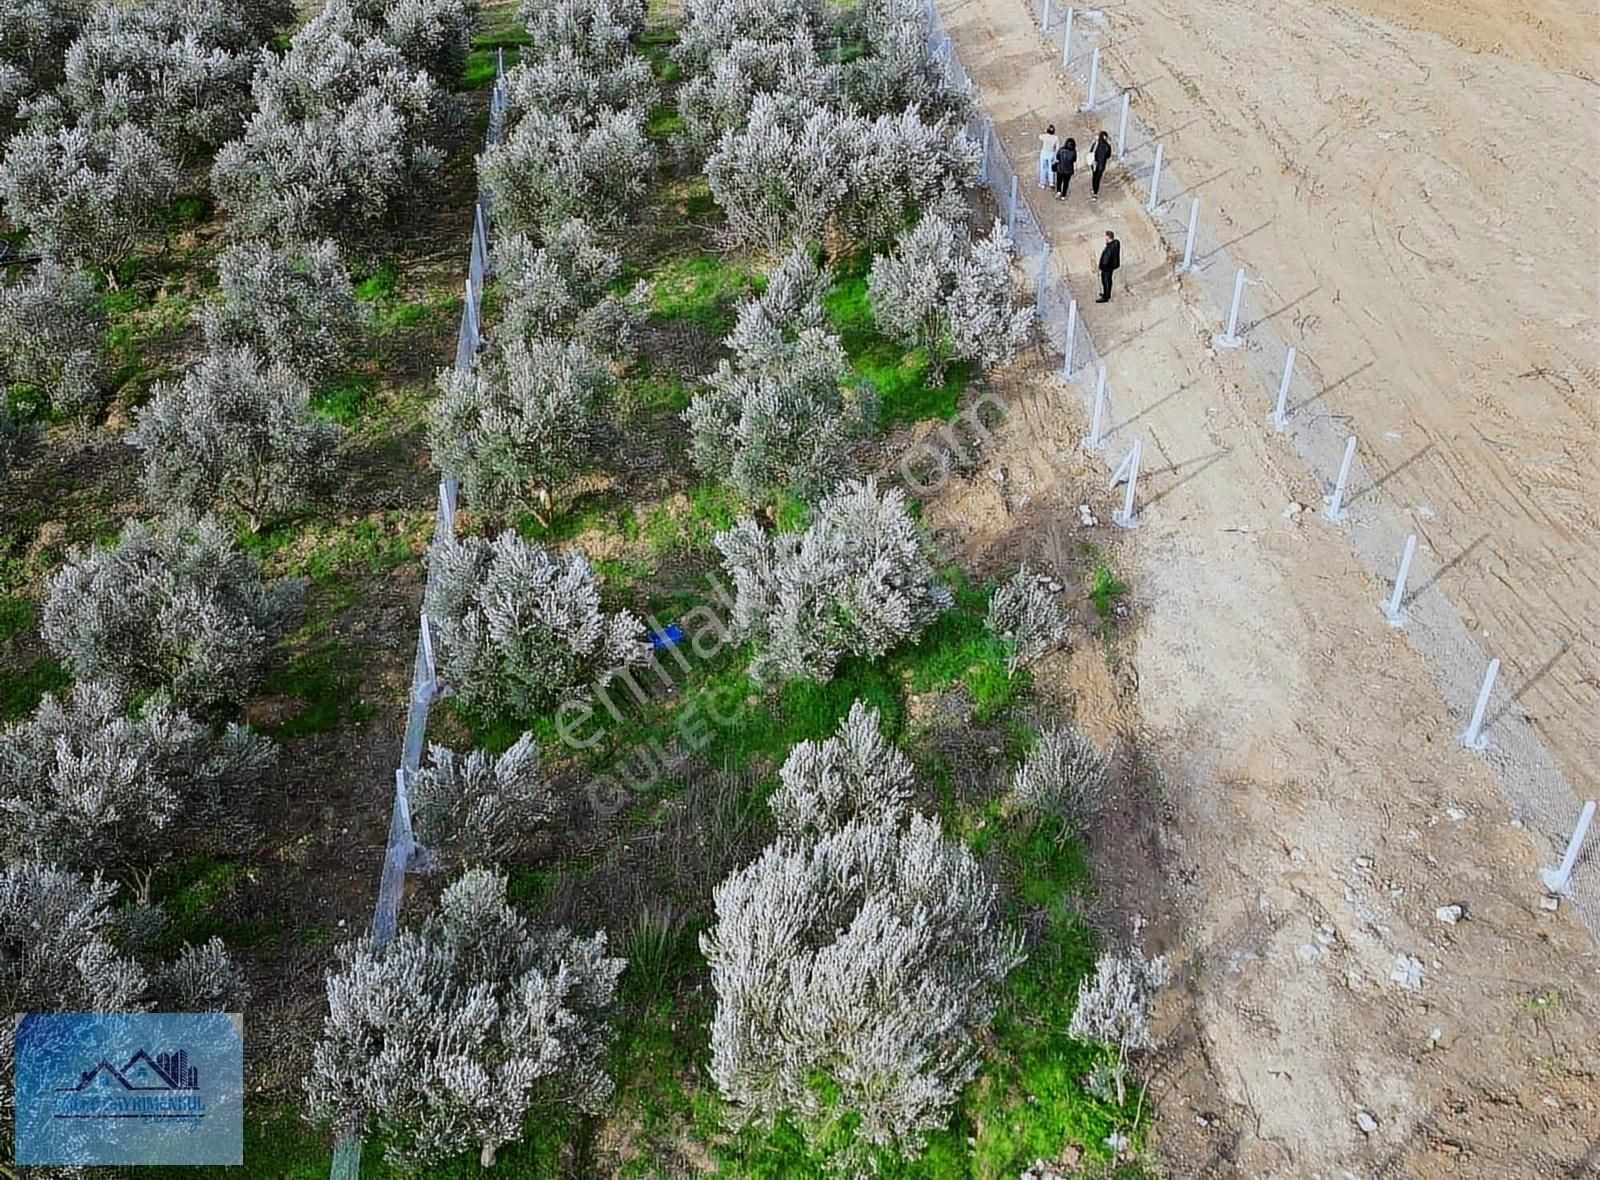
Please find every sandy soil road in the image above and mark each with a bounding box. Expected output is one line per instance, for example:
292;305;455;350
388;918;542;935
925;0;1600;1174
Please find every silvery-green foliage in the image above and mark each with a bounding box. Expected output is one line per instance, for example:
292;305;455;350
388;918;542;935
410;734;553;865
305;868;625;1169
838;105;979;245
502;44;656;123
0;680;273;872
203;238;366;384
60;1;257;156
673;0;821;72
424;531;649;720
0;261;104;418
496;223;649;357
213;7;454;242
985;567;1065;673
1008;727;1110;831
705;92;848;250
842;0;971;120
520;0;645;38
706;95;977;251
479;106;652;237
723;240;829;367
380;0;479;79
0;0;94;129
149;935;251;1011
518;0;634;67
429;336;612;511
42;514;299;711
702;812;1022;1162
129;347;342;529
676;31;834;156
869;214;1031;379
1067;950;1170;1104
686;323;871;504
715;478;951;685
0;119;176;269
769;701;912;838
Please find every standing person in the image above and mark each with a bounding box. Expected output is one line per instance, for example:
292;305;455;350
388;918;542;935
1038;124;1059;188
1096;230;1120;302
1091;130;1112;200
1054;137;1077;200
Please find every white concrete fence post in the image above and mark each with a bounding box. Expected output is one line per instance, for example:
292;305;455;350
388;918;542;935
1117;91;1130;158
1085;364;1107;449
1146;142;1164;212
1176;196;1199;273
1042;0;1051;32
1215;266;1246;347
981;120;991;183
1036;250;1050;313
1061;8;1074;68
1062;297;1077;377
1111;438;1142;528
1541;801;1597;895
1325;434;1357;522
1461;656;1499;749
418;612;437;689
1383;534;1417;625
1082;47;1099;111
1008;174;1018;238
1270;346;1294;429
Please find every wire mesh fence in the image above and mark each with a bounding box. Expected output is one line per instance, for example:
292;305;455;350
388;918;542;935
327;54;508;1180
945;1;1598;933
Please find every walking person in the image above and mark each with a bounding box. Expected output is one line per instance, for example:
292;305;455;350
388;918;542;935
1091;130;1112;200
1054;136;1076;200
1096;230;1120;302
1037;123;1059;188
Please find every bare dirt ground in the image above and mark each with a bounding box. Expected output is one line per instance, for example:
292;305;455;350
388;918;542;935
927;0;1600;1175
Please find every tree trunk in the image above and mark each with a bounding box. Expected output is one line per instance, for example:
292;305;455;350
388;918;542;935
479;1141;497;1168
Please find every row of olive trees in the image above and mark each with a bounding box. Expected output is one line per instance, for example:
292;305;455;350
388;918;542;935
298;1;662;1169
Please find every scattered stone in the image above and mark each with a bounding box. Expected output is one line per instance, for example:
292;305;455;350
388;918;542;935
1434;904;1464;926
1355;1110;1379;1135
1194;1113;1210;1127
1078;503;1097;528
1296;943;1323;964
1445;806;1468;822
1390;954;1425;991
1428;1027;1443;1048
1510;817;1524;829
1354;855;1374;871
1316;925;1337;945
1103;1132;1130;1153
1540;895;1560;912
1048;580;1063;592
1283;501;1305;519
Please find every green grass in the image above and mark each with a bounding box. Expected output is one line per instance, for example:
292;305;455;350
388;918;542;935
1089;562;1127;619
0;592;33;641
257;638;377;741
311;373;379;426
649;254;755;334
0;656;68;723
823;256;972;426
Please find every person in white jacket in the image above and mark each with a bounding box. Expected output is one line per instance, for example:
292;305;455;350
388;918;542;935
1038;124;1059;188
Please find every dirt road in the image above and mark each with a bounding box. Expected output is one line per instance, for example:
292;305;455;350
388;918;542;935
925;0;1600;1174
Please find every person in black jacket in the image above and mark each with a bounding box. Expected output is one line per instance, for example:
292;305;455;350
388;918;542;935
1096;230;1120;302
1053;137;1076;199
1091;130;1112;200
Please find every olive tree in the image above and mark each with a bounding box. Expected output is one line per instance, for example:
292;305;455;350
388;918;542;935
424;531;649;721
203;238;367;384
869;213;1031;380
702;812;1022;1165
42;514;300;711
687;243;872;503
478;106;652;237
1068;950;1170;1105
715;478;951;685
60;1;258;157
410;734;554;865
842;0;970;120
673;0;821;73
129;347;342;530
0;119;176;271
768;700;912;839
705;93;848;250
1008;727;1111;832
428;336;613;512
0;261;105;419
0;681;273;890
0;0;96;132
985;567;1066;673
305;868;624;1169
380;0;480;80
677;31;834;156
496;222;649;357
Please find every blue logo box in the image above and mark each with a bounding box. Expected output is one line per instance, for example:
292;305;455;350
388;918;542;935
14;1013;243;1166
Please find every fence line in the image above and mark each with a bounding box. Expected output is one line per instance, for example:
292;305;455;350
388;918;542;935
930;0;1596;933
328;56;508;1180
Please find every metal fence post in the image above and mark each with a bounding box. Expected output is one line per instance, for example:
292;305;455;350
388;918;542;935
1117;91;1130;158
1007;174;1018;238
1146;142;1164;211
1061;8;1074;68
1081;47;1098;111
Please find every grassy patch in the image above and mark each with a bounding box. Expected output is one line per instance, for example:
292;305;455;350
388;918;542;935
257;638;377;741
1089;562;1127;619
0;593;34;641
823;256;972;426
648;254;755;334
0;656;68;724
898;587;1023;723
311;373;379;427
